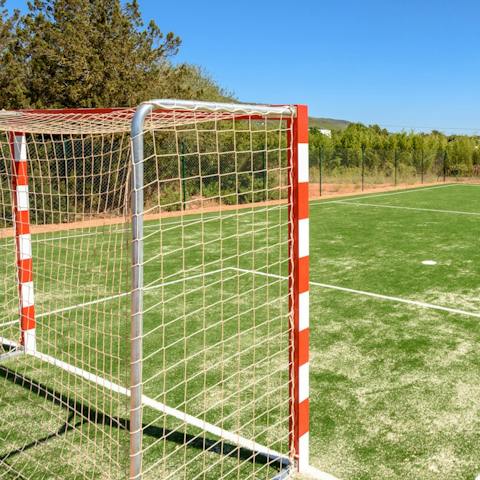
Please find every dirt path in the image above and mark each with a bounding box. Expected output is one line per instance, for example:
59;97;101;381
308;180;447;200
0;180;455;239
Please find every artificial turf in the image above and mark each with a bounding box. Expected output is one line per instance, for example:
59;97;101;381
308;183;480;479
2;183;480;479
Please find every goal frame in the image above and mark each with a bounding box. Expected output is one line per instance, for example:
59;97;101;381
1;99;315;479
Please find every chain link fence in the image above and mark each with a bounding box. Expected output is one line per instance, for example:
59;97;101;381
308;145;479;198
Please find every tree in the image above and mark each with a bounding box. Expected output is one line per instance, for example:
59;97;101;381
156;64;232;102
0;0;230;109
7;0;180;108
0;1;26;108
0;0;14;49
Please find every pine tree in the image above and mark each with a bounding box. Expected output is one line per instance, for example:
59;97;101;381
0;0;26;108
14;0;181;108
0;0;231;109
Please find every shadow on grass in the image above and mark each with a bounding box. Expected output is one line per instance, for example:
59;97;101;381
0;365;288;475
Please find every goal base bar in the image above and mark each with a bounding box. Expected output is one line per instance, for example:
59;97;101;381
0;335;290;470
0;349;23;362
1;333;338;480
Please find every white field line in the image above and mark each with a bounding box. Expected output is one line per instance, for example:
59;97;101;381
0;336;289;466
232;267;480;320
36;268;227;319
302;466;340;480
144;268;226;292
35;291;129;319
311;183;455;206
28;260;480;323
329;200;480;217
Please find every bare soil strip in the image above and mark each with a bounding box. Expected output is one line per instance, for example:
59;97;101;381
0;180;455;239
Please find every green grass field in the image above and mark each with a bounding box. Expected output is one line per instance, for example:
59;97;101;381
309;183;480;480
2;183;480;479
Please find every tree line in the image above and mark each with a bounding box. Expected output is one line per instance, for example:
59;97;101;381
310;123;480;178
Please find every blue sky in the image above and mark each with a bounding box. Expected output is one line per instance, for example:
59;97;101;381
6;0;480;132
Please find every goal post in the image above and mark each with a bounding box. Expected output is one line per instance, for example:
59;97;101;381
0;99;318;480
9;131;36;354
289;104;310;473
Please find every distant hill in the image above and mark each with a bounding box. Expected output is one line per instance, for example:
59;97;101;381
309;117;350;131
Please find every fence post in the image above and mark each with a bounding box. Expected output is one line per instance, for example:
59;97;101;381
413;146;416;184
421;149;424;184
319;145;323;197
361;145;365;192
262;151;267;201
180;142;187;208
394;148;398;186
443;149;447;183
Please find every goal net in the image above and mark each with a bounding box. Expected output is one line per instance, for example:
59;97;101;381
0;100;310;480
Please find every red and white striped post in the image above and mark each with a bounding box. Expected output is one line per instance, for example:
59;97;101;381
289;105;310;473
9;132;36;353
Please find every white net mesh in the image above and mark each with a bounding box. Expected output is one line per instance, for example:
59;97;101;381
0;102;295;480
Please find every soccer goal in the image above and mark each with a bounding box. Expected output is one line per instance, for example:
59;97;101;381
0;100;317;480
